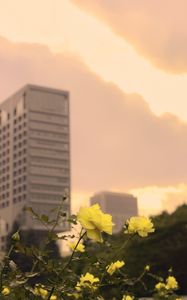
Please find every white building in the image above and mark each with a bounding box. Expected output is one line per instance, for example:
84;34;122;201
90;191;138;233
0;84;71;250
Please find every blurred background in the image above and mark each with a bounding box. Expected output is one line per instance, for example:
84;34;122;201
0;0;187;296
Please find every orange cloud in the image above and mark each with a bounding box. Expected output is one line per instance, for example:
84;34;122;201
71;0;187;73
1;36;187;203
162;184;187;213
131;184;187;216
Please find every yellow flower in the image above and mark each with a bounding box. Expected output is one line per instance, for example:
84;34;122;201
122;295;134;300
166;276;178;290
1;286;10;295
155;282;166;290
145;265;150;271
107;260;125;275
50;296;57;300
125;216;154;237
77;204;114;242
76;272;99;291
34;285;48;298
69;242;85;253
155;276;178;292
34;285;57;299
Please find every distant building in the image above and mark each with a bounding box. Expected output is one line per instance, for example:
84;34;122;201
0;84;71;250
90;191;138;233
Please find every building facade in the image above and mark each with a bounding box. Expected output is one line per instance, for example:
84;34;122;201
90;191;138;233
0;84;71;249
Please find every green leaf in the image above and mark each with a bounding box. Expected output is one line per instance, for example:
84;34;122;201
41;214;49;223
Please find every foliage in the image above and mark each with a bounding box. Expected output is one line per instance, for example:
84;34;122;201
122;205;187;295
0;199;183;300
80;204;187;296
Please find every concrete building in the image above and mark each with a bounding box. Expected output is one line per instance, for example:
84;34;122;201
0;84;71;250
90;191;138;233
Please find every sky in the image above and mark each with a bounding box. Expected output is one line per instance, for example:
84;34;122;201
1;0;187;215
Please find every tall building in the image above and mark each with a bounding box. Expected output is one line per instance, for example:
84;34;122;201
90;191;138;233
0;84;71;249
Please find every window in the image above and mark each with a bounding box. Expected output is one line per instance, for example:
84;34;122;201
23;94;26;109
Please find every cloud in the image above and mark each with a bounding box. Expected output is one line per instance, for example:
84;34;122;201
162;184;187;213
71;0;187;74
131;184;187;216
1;36;187;199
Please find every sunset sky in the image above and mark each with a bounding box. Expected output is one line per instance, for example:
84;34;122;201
1;0;187;215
